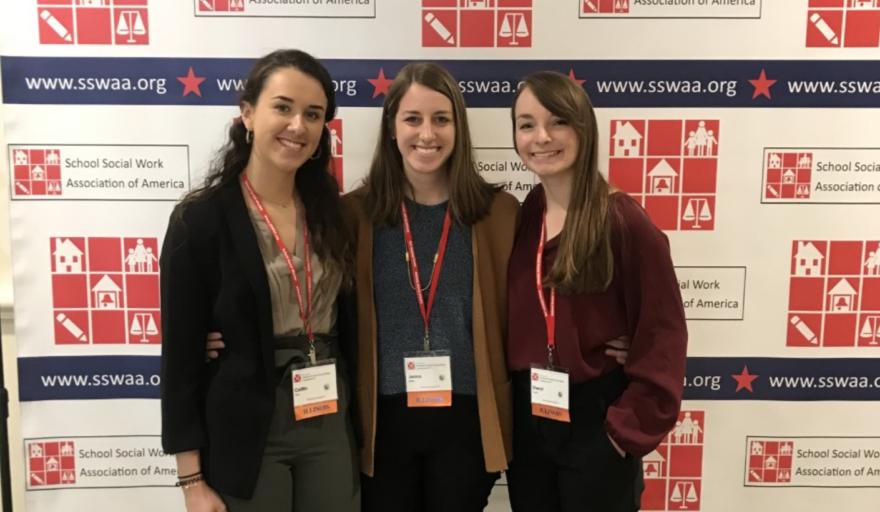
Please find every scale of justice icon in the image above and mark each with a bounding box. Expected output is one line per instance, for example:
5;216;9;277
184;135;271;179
669;480;698;509
498;12;529;45
116;10;146;43
130;312;158;343
682;198;712;229
860;315;880;345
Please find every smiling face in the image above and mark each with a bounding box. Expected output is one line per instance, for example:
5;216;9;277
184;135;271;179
393;83;455;181
513;86;579;181
241;67;328;175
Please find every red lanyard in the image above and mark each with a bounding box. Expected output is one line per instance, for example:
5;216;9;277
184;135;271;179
241;174;316;351
536;212;557;365
400;202;452;352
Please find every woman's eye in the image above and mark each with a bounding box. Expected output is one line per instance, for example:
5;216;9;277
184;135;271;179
306;111;321;121
274;104;290;113
404;116;420;124
517;123;532;130
435;116;451;124
553;118;568;126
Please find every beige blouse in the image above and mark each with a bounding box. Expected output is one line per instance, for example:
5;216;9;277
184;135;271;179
248;209;341;338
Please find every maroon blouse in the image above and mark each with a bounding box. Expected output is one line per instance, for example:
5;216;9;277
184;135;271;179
507;186;688;457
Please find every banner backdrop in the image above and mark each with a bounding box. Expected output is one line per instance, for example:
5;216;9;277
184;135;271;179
3;1;880;510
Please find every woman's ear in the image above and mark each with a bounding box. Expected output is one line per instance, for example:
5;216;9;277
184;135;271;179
240;101;254;131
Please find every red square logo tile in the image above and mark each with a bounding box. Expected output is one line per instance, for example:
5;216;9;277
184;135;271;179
76;8;113;45
666;480;700;509
91;310;126;343
828;241;864;275
125;274;159;308
646;120;683;157
497;10;530;47
610;120;645;157
640;479;666;510
791;241;827;276
54;310;90;344
680;196;714;230
609;158;645;194
52;274;89;308
668;445;702;478
682;120;720;157
825;277;859;312
128;310;161;344
843;10;880;47
88;238;123;272
860;278;880;311
646;158;680;195
789;277;825;311
857;313;880;346
113;8;149;45
644;195;679;231
823;313;858;346
424;0;457;6
123;238;159;273
809;0;845;6
89;273;125;309
51;237;86;273
460;10;495;47
681;159;717;194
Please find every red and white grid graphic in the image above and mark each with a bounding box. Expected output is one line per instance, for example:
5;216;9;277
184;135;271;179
12;148;63;197
196;0;244;12
746;439;794;484
806;1;880;48
608;119;720;231
582;0;629;14
642;411;705;511
764;152;812;200
787;240;880;347
27;440;76;488
328;119;344;192
37;0;149;45
422;0;532;48
51;237;161;345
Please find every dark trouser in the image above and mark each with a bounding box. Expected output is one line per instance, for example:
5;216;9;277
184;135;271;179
507;369;643;512
221;335;360;512
362;394;499;512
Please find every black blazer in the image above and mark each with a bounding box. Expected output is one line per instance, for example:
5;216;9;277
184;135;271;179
159;179;357;499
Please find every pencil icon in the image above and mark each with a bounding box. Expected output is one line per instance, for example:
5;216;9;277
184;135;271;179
790;315;817;345
765;184;779;198
424;13;455;45
584;0;598;12
200;0;214;11
15;182;30;195
56;313;87;342
809;12;839;46
39;9;73;43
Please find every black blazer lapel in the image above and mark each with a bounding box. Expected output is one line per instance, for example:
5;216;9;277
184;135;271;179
219;181;276;388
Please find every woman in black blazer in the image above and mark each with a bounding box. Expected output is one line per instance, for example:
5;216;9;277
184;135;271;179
160;49;359;511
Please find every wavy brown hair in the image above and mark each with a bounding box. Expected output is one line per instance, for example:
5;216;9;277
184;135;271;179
362;62;499;226
512;71;614;294
181;49;351;284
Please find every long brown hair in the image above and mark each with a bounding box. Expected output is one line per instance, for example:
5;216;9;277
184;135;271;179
512;71;614;294
362;62;499;226
181;49;351;284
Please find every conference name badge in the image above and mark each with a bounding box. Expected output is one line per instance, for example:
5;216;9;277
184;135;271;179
404;351;452;407
291;360;338;421
530;365;570;422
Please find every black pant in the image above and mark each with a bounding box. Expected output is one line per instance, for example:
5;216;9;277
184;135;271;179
507;369;643;512
362;394;499;512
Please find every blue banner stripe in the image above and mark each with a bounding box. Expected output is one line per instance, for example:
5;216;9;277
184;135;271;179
16;355;880;401
2;57;880;108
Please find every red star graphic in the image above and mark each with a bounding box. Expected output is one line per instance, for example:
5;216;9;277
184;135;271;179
567;69;585;87
368;68;394;99
177;67;206;97
748;69;777;100
732;366;759;393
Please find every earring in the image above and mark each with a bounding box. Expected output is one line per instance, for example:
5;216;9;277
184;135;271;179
245;130;253;144
309;146;322;161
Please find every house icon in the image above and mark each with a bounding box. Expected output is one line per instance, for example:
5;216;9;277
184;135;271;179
31;165;46;180
612;121;642;157
767;153;781;168
46;457;59;471
30;444;43;457
642;450;666;478
828;279;857;312
14;150;28;165
794;242;824;276
53;239;84;274
751;441;764;455
765;456;777;469
648;159;678;195
782;169;796;184
92;275;122;309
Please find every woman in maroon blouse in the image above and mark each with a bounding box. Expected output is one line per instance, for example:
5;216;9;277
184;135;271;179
505;71;688;511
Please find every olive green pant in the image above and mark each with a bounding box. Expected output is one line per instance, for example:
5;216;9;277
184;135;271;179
222;342;360;512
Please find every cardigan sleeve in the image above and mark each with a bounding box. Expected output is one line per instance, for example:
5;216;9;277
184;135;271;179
604;197;688;457
159;208;212;454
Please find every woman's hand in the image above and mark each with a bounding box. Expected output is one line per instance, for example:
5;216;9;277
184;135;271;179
604;336;631;365
205;332;225;361
183;482;227;512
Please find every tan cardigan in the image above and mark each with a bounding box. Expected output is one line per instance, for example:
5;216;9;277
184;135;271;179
341;189;519;476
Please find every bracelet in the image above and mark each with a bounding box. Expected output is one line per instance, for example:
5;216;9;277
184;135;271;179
175;474;204;489
177;471;202;480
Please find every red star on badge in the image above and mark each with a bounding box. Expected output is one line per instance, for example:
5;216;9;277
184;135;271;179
368;68;394;99
732;365;759;393
748;69;777;100
177;67;206;97
567;69;585;87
